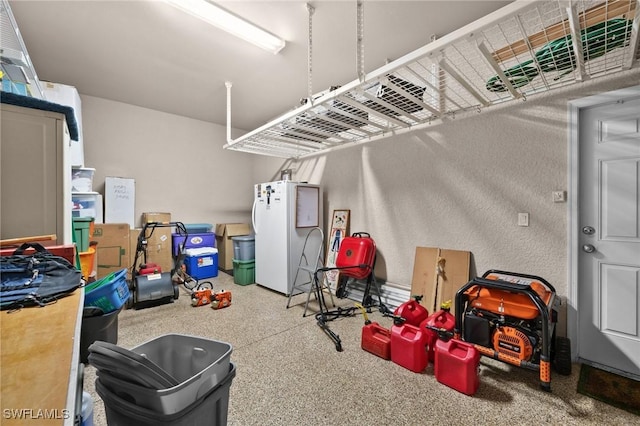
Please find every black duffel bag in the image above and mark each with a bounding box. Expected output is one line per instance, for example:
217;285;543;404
1;243;82;311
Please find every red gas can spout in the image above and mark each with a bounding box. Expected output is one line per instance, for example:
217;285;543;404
423;300;456;364
356;303;391;360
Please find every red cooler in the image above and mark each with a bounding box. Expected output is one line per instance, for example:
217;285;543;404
434;338;481;395
391;323;428;373
336;233;376;280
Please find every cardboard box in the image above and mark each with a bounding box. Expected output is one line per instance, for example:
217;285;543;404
215;223;251;270
141;212;173;273
105;177;135;228
410;247;471;315
92;223;130;279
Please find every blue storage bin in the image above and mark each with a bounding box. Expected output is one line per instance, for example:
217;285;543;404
84;269;130;313
184;248;218;280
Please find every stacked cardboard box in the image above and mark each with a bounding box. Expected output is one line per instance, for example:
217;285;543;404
215;223;251;270
91;223;131;279
140;212;173;273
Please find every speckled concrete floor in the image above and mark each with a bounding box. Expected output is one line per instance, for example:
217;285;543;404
84;271;638;425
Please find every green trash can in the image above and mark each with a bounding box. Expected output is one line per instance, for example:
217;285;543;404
73;217;94;252
232;259;255;285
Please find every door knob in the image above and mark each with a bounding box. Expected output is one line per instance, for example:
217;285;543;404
582;244;596;253
582;226;595;235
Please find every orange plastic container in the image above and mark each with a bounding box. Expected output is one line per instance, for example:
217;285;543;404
79;246;97;279
434;338;481;395
361;322;391;360
390;323;428;373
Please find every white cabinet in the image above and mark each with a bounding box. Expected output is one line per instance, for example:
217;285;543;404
0;103;72;243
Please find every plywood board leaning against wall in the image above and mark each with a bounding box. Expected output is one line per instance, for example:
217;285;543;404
411;247;471;315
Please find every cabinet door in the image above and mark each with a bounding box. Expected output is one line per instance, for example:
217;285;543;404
1;108;62;240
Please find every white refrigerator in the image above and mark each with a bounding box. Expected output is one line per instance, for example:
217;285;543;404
252;180;322;295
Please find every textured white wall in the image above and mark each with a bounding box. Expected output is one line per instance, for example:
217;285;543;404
81;95;282;228
79;70;639;327
287;70;640;302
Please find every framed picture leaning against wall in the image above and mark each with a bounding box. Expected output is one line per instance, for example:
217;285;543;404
325;209;349;294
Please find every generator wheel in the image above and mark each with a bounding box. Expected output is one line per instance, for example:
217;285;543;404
553;336;572;376
173;285;180;300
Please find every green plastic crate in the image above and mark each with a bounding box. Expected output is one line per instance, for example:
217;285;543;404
233;259;255;286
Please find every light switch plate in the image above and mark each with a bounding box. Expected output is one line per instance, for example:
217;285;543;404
518;212;529;227
552;191;567;203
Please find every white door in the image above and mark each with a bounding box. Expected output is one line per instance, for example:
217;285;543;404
576;92;640;379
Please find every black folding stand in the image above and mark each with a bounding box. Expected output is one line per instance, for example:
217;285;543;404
313;262;390;352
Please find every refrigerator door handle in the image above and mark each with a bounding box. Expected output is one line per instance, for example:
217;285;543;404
252;199;258;234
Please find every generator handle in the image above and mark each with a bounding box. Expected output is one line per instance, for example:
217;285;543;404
482;269;556;293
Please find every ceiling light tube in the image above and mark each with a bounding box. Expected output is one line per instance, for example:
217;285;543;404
165;0;286;54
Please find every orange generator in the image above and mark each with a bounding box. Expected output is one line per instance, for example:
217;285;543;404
454;270;571;392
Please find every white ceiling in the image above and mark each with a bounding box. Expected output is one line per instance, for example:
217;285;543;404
9;0;511;131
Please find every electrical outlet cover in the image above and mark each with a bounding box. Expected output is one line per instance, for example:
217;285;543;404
552;191;566;203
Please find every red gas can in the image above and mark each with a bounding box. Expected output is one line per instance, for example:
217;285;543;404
394;298;429;327
434;338;481;395
391;323;428;373
361;322;391;360
336;233;376;280
422;301;456;363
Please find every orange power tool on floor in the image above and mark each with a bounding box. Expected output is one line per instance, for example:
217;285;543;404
211;290;232;309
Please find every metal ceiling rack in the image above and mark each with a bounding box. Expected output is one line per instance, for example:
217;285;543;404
0;0;44;99
225;0;640;159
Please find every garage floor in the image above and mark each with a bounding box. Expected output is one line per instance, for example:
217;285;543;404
84;271;638;425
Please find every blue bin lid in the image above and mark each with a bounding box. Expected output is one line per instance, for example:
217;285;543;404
184;223;213;233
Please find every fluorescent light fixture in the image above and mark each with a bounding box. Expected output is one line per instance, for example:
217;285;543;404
165;0;286;54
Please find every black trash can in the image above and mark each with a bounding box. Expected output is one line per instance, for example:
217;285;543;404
80;306;120;364
95;363;236;425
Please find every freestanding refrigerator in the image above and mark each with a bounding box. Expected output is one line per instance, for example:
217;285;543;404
252;180;322;295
